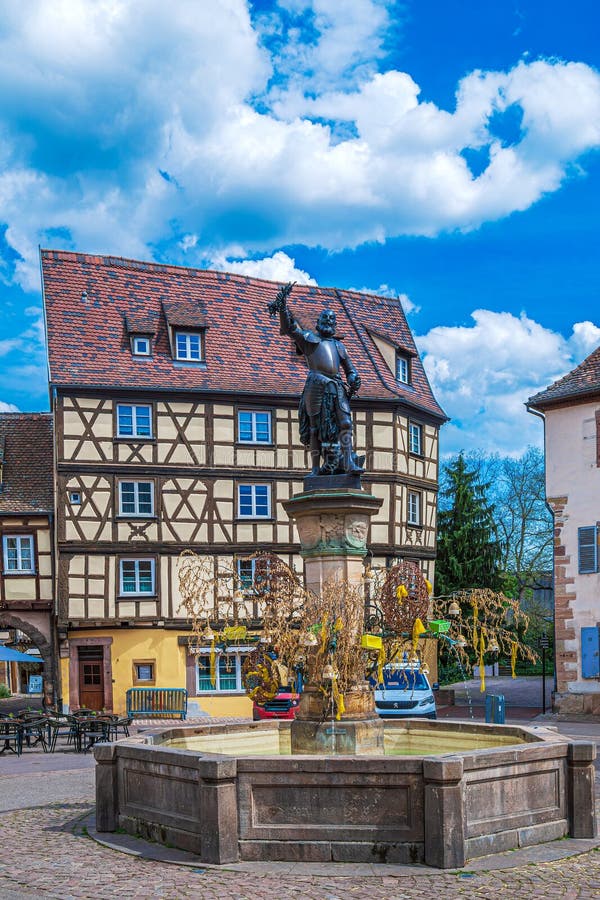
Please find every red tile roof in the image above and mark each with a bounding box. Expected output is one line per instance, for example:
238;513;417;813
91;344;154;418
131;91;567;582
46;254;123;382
0;414;53;515
41;250;446;420
528;345;600;410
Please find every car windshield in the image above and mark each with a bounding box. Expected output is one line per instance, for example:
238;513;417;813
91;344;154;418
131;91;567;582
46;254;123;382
383;670;428;691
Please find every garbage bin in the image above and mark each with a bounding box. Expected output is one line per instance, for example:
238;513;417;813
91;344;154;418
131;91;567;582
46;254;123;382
485;694;505;724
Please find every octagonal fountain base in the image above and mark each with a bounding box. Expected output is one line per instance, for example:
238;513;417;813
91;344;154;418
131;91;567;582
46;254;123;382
94;718;596;868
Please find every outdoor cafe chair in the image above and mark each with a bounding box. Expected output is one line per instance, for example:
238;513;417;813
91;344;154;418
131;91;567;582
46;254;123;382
46;716;79;753
20;716;49;752
109;716;132;739
78;717;112;753
0;719;22;756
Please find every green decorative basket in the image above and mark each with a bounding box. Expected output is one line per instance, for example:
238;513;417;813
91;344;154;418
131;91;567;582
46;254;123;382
428;619;451;634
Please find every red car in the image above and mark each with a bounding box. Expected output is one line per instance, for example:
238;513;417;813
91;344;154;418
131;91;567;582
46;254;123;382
252;687;301;720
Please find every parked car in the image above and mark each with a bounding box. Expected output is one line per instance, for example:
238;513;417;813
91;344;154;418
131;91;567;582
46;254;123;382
252;686;301;721
374;662;437;719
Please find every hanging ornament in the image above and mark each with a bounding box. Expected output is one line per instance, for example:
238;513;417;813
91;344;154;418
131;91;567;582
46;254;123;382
301;631;318;647
380;562;430;635
448;600;460;617
322;663;337;680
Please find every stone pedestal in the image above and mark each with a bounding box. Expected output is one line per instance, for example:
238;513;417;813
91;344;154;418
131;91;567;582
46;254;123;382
283;486;383;595
283;484;384;755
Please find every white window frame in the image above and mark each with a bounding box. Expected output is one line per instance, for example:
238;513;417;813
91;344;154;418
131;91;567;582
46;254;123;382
118;481;154;517
238;410;272;444
119;558;156;596
116;403;153;439
408;422;422;455
175;330;203;361
407;491;421;526
396;353;410;384
238;483;271;519
2;535;35;574
237;557;256;590
195;647;252;694
132;335;151;356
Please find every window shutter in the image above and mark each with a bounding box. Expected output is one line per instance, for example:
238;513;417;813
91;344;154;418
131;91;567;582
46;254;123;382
578;526;598;574
581;627;600;678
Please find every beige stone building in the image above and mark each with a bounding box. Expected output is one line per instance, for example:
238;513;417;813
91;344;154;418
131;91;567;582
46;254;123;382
528;344;600;714
0;413;56;704
42;249;446;715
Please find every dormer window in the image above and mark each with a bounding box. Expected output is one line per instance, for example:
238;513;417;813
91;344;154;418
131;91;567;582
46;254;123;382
124;313;157;359
175;330;204;362
396;353;410;384
162;299;207;364
132;335;151;356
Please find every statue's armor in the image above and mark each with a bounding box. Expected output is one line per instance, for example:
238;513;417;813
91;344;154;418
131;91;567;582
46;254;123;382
275;301;362;474
306;339;340;375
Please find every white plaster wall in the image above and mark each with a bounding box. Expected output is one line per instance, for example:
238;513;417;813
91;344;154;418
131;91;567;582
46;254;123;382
546;402;600;690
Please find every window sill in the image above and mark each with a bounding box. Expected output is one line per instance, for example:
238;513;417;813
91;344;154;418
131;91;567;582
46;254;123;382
116;515;157;521
114;437;156;443
173;360;207;368
194;691;246;697
236;516;274;522
2;570;36;576
407;523;424;529
117;594;158;600
237;441;274;447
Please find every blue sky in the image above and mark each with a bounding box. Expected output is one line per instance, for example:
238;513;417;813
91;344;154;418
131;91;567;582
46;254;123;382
0;0;598;457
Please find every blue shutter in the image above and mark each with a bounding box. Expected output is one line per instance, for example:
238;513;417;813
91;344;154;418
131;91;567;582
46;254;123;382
578;526;598;574
581;627;600;678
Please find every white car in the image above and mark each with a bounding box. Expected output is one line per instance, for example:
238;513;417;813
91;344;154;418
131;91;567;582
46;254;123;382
374;663;437;719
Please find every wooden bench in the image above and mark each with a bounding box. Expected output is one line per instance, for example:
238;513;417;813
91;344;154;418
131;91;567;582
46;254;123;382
126;688;188;720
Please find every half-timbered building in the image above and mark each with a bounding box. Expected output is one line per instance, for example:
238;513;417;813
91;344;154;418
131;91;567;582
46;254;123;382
42;249;446;715
0;413;56;705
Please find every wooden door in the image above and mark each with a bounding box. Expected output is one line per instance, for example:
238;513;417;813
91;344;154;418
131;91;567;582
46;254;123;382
78;648;104;710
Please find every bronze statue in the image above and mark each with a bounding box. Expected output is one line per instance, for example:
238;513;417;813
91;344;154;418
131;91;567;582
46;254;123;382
268;283;364;477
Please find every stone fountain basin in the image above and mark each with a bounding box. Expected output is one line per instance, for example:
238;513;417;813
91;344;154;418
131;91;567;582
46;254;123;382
94;719;596;868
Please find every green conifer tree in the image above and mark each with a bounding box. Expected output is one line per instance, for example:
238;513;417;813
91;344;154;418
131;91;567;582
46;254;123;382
435;452;503;595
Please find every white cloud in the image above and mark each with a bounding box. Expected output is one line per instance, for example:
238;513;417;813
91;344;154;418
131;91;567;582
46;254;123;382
568;320;600;359
416;311;600;457
261;0;395;99
0;2;595;289
211;251;317;285
0;401;20;412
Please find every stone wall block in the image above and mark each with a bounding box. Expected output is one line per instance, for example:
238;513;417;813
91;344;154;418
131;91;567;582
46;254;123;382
423;756;465;868
198;771;239;864
567;741;597;839
94;743;119;832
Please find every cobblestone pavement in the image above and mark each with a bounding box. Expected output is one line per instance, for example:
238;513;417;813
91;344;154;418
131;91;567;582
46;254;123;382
2;710;600;898
0;767;600;899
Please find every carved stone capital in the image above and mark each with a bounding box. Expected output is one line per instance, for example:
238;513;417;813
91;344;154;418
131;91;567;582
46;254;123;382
284;489;382;560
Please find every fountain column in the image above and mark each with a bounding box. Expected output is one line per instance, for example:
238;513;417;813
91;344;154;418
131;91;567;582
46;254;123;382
283;479;384;754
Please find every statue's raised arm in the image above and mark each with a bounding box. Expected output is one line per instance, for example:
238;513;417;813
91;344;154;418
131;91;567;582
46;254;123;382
267;282;365;479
